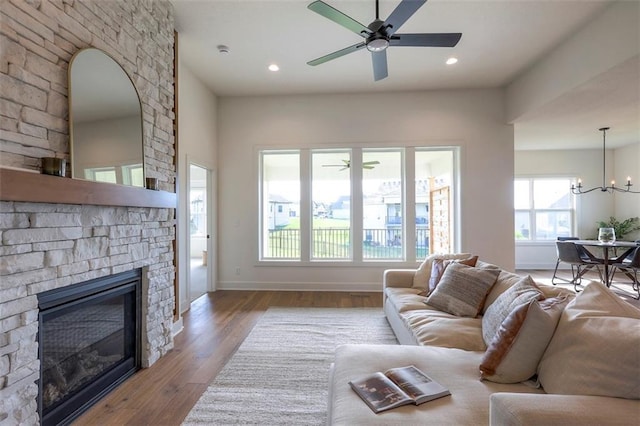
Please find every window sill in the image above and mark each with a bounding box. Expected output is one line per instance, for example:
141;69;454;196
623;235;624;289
515;240;556;246
256;260;420;268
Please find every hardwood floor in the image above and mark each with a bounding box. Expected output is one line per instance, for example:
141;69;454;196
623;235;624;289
73;291;383;426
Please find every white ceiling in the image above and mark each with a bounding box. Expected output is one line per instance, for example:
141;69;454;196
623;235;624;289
172;0;640;151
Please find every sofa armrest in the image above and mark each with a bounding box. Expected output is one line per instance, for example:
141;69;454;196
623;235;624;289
383;269;417;289
490;393;639;426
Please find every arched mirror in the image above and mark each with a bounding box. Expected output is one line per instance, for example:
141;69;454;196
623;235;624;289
69;48;144;187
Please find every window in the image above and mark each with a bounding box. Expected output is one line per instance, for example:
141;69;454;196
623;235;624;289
84;164;144;187
123;164;144;186
261;151;300;259
85;166;117;184
312;150;351;259
514;178;575;241
363;150;402;260
259;147;459;263
189;188;206;235
416;150;455;255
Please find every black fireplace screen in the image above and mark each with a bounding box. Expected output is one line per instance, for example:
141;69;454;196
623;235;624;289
38;269;141;426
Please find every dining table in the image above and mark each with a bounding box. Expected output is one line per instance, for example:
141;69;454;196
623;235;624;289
572;240;639;286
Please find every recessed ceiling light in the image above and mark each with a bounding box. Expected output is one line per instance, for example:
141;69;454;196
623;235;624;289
268;64;280;72
217;45;230;54
446;57;458;65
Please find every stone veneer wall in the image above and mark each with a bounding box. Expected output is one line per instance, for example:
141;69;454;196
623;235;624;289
0;1;176;424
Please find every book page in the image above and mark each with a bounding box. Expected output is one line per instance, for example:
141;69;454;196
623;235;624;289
349;372;414;413
385;365;451;404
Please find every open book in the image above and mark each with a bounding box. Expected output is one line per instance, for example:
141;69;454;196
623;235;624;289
349;365;450;413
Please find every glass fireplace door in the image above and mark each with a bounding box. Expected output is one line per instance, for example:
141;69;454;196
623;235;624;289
38;269;141;425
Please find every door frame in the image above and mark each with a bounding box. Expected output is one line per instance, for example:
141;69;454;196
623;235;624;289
186;161;216;303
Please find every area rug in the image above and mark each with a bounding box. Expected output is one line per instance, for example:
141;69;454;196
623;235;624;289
182;307;398;425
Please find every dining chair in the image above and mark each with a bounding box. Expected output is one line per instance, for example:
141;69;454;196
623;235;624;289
609;247;640;299
552;240;604;292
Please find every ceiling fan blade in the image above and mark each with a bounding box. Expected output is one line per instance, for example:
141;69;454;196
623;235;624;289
390;33;462;47
371;50;388;81
383;0;427;36
363;161;381;166
308;42;366;66
308;1;371;37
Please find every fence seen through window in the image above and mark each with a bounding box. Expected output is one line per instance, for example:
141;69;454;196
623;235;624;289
267;227;430;259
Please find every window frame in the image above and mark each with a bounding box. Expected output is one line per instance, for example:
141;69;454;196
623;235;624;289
258;145;461;266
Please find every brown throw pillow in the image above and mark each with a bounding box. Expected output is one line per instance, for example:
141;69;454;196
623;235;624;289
425;263;500;317
424;256;479;296
480;295;570;383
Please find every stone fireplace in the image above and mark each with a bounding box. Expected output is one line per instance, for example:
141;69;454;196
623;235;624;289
1;0;177;423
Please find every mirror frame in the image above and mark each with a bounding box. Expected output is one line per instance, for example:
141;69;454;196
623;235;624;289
68;47;145;187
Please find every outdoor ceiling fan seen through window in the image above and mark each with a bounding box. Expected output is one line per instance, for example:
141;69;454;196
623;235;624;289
322;159;380;171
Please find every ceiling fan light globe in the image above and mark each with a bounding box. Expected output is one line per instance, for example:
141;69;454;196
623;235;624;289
366;38;389;52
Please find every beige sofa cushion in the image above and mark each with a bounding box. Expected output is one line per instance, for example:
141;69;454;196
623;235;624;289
403;310;486;351
329;344;545;426
480;295;570;383
412;253;472;290
385;287;433;314
426;263;500;317
490;393;640;426
482;275;544;345
537;283;640;399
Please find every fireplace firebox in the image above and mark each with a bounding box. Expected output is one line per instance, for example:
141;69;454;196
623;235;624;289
37;269;141;425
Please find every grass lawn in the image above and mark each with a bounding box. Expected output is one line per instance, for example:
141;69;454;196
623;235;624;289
285;217;350;229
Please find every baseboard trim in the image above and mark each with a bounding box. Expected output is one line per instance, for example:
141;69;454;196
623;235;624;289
172;317;184;336
216;281;382;292
516;264;561;270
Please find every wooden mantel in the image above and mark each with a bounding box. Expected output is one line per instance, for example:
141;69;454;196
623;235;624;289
0;168;177;209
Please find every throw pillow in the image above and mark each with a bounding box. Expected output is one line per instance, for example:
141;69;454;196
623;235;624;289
537;283;640;399
425;263;500;317
479;295;570;383
425;256;479;296
481;275;544;345
412;253;472;291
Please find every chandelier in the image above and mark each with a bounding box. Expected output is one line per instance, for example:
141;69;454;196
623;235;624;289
571;127;639;194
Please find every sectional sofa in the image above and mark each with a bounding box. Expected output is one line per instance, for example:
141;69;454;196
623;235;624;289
328;254;640;425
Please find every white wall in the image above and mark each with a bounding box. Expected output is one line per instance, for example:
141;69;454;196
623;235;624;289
177;52;218;314
217;89;515;291
506;1;640;122
514;142;640;269
614;142;640;241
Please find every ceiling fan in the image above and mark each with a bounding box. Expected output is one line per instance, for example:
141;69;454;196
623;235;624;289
307;0;462;81
323;160;380;171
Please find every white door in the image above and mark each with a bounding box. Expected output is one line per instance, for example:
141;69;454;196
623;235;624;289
188;163;213;302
